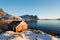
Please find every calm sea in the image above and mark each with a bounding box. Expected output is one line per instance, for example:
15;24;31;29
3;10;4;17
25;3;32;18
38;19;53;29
26;20;60;34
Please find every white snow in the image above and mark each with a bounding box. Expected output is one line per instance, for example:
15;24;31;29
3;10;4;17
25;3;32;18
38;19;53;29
0;30;60;40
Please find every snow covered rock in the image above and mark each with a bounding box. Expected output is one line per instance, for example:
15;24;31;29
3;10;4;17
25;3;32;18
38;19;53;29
0;30;60;40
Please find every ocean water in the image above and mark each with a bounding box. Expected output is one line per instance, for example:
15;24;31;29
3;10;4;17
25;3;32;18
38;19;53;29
26;20;60;34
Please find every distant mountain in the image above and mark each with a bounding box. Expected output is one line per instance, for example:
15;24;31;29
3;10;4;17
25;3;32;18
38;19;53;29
20;15;39;21
54;18;60;20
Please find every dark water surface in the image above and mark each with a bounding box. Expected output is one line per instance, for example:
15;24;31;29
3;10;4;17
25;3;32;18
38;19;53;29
26;20;60;34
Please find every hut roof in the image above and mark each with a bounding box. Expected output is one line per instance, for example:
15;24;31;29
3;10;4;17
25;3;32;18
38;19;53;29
8;21;22;31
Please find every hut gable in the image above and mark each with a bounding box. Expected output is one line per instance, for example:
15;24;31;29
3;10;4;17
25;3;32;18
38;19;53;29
8;21;28;32
16;21;28;32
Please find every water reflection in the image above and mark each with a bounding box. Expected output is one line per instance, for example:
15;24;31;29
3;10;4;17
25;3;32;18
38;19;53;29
25;20;60;35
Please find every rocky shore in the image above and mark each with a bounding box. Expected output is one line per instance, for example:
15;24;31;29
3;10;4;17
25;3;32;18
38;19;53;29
0;29;59;40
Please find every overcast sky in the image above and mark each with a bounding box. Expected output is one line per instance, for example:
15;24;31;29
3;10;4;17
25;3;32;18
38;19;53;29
0;0;60;19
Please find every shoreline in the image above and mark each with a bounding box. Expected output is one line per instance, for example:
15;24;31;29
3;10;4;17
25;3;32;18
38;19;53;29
0;28;60;38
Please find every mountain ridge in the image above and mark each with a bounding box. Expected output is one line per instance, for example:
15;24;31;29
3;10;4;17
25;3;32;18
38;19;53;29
0;8;22;30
